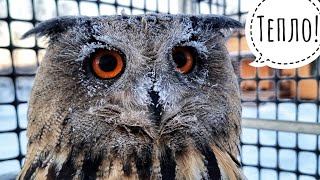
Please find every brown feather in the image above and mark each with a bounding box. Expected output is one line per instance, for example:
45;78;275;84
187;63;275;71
175;147;208;180
211;145;246;180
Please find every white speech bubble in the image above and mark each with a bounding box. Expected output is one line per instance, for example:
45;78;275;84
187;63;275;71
245;0;320;69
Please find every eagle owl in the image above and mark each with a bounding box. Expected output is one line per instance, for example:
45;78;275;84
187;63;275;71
18;14;244;180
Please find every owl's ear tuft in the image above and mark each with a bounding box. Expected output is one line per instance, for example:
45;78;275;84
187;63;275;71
21;16;81;39
190;15;243;30
189;15;242;40
189;15;242;39
208;16;243;29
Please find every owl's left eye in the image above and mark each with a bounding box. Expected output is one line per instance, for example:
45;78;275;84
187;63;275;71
172;47;195;74
91;49;124;79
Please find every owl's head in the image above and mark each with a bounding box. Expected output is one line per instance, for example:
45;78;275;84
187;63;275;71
20;15;243;179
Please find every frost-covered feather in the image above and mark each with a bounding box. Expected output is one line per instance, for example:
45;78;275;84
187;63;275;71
18;14;244;180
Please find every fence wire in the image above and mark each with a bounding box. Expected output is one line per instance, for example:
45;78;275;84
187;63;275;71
197;0;320;179
0;0;319;179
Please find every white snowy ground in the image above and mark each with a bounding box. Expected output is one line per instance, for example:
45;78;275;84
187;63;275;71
0;102;319;179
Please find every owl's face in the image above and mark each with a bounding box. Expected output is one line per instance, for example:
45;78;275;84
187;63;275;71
20;15;243;179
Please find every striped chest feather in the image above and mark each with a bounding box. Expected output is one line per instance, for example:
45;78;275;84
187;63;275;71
18;143;243;180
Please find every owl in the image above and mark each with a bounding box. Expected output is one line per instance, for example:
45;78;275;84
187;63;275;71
17;14;244;180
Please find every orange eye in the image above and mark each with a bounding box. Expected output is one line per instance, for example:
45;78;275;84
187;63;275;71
91;49;124;79
172;47;195;74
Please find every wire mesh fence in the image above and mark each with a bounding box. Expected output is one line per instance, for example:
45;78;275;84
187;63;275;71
0;0;175;175
212;0;320;179
0;0;319;179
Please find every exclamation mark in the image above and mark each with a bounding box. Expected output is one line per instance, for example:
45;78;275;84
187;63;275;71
316;15;318;42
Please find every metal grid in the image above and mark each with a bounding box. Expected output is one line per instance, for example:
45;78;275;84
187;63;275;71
0;0;176;175
0;0;319;179
194;0;320;180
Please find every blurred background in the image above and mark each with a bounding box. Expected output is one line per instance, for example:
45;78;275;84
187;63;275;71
0;0;320;179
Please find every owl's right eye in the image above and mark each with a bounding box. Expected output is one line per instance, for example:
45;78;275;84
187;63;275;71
91;49;124;79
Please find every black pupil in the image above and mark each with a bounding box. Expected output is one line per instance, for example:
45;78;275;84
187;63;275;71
173;52;187;68
98;54;118;72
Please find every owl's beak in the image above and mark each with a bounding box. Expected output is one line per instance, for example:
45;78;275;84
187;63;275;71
148;90;162;125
